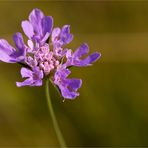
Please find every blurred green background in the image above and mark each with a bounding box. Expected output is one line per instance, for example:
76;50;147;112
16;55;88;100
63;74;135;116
0;1;148;147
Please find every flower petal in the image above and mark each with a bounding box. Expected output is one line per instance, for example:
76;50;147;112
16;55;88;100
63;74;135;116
11;33;25;61
60;68;71;78
29;8;44;37
54;68;81;99
0;39;16;63
66;78;82;91
73;43;89;58
60;86;80;99
33;67;44;80
13;33;25;51
20;67;33;78
42;16;53;36
16;67;43;87
16;77;43;87
51;27;61;42
76;52;101;66
21;20;34;39
66;43;101;67
16;78;33;87
33;79;43;86
27;40;34;50
0;39;14;54
60;25;73;45
55;68;71;80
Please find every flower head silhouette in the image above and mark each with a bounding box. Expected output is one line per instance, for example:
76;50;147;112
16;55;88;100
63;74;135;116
0;8;101;99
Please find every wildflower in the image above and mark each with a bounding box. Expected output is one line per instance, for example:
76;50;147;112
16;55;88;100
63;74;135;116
0;8;101;99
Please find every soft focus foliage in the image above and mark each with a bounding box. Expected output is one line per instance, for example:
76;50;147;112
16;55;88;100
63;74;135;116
0;1;148;147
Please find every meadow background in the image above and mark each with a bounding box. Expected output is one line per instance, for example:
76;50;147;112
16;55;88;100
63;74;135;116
0;1;148;147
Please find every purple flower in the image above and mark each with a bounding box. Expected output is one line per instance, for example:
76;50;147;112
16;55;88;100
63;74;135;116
0;8;101;100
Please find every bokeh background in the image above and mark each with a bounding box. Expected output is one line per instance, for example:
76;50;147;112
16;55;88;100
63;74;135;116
0;1;148;147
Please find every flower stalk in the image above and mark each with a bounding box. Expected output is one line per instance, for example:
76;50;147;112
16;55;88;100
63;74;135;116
45;79;67;147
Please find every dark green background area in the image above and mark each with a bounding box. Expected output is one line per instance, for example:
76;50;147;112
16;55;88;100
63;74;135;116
0;1;148;147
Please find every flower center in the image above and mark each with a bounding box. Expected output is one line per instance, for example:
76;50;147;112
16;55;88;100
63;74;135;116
25;42;60;75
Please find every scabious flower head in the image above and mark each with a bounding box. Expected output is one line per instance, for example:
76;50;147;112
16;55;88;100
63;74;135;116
0;8;101;100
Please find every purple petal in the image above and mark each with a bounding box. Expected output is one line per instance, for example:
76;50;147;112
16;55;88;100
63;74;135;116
54;68;81;99
60;86;80;99
16;78;43;87
65;49;72;59
73;43;89;58
66;43;101;67
41;32;50;44
11;33;25;61
77;52;101;66
16;67;43;87
21;20;34;39
51;25;73;47
33;79;43;86
16;78;33;87
66;78;82;91
29;8;44;37
51;27;61;42
13;33;24;50
33;67;44;79
20;67;33;78
60;68;71;78
0;39;14;54
54;68;71;81
42;16;53;36
0;39;16;63
60;25;73;45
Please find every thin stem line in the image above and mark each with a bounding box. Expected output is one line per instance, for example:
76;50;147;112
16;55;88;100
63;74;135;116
45;79;67;148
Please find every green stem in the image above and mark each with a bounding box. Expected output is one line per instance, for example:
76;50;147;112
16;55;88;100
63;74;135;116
45;79;67;148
